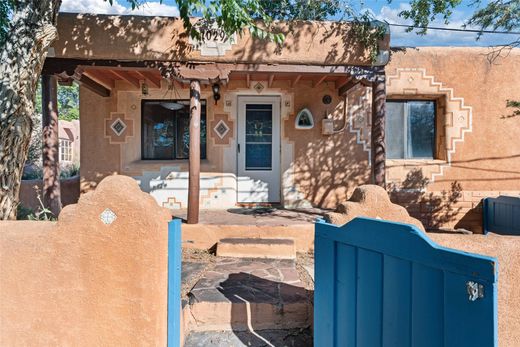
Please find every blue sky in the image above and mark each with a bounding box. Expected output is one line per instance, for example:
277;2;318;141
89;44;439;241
60;0;517;47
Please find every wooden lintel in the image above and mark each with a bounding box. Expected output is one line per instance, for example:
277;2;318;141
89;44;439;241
313;75;328;88
77;74;111;97
110;70;141;88
268;74;275;88
291;75;302;88
338;79;361;96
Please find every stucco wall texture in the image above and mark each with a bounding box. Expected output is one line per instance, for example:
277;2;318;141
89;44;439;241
0;175;171;346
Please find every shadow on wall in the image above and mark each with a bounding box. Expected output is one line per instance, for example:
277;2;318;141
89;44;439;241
388;168;476;231
218;272;313;347
290;105;370;209
53;14;374;78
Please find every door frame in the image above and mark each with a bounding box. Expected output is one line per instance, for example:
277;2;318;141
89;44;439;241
236;95;282;203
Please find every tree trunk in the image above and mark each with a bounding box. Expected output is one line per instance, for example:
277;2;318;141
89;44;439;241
0;1;61;220
371;67;386;187
41;74;62;216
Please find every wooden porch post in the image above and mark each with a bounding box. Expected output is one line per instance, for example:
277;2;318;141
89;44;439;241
371;67;386;187
187;80;201;224
41;74;62;216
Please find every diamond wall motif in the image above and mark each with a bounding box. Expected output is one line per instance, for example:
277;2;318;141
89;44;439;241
214;119;230;139
111;118;127;136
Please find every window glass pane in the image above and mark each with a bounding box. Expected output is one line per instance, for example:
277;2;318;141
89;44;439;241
245;104;272;170
142;100;206;160
407;101;435;158
142;103;175;159
386;101;405;159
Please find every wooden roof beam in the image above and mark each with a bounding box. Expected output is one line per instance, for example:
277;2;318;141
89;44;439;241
291;75;302;88
110;69;140;88
139;70;162;88
313;75;328;88
268;74;275;88
338;78;361;96
77;74;111;97
83;70;115;89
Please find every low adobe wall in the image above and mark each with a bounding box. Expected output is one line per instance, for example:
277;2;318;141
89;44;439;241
19;175;80;212
392;190;520;233
0;175;171;346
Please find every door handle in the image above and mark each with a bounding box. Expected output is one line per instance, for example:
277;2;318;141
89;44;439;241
238;143;240;153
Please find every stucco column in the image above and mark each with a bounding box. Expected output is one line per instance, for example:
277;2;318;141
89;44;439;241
41;74;62;216
371;67;386;187
187;80;201;224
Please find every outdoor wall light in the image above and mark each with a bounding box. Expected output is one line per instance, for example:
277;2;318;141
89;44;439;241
212;83;221;104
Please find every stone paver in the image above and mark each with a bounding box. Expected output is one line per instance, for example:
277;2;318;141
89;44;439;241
184;328;313;347
182;262;207;286
189;258;307;304
187;258;312;331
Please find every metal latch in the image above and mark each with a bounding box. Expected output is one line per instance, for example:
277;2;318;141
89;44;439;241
466;281;484;301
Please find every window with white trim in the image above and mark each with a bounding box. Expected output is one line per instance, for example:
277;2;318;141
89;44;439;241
386;100;436;159
59;138;73;162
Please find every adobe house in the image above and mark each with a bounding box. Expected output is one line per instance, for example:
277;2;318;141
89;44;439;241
41;13;520;231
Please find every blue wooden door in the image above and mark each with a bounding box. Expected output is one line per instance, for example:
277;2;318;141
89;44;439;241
167;219;182;347
314;217;498;347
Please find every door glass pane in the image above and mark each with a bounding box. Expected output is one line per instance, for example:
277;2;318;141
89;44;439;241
407;101;435;158
386;101;405;159
245;104;272;170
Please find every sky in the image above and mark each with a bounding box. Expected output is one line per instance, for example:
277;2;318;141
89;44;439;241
59;0;517;47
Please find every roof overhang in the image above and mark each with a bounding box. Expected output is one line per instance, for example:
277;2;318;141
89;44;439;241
50;13;390;68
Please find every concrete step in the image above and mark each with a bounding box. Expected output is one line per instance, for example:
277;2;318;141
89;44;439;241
187;258;312;333
217;238;296;259
184;328;312;347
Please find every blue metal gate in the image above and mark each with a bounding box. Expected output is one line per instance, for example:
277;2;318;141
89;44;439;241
314;217;498;347
483;195;520;235
167;219;182;347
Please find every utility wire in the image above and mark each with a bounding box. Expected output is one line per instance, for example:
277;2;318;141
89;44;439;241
388;23;520;35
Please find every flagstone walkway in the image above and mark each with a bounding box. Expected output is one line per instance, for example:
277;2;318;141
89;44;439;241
182;255;314;347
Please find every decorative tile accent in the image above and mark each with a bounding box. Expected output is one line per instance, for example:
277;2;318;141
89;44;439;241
210;114;234;146
100;208;117;225
104;112;134;144
214;119;230;139
254;82;265;93
110;118;127;136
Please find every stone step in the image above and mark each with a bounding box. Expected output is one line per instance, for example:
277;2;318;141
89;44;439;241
217;238;296;259
187;258;312;333
184;328;312;347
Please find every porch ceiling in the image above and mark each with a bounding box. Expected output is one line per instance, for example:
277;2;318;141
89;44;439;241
77;64;355;94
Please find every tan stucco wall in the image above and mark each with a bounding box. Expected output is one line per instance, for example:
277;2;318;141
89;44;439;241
80;76;372;209
79;47;519;231
0;175;170;346
386;47;520;192
52;13;389;67
385;47;520;232
80;86;121;192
